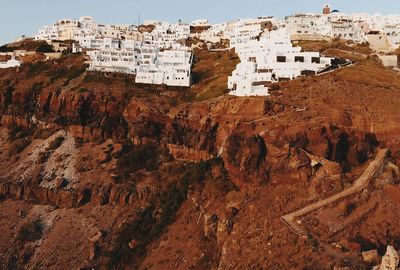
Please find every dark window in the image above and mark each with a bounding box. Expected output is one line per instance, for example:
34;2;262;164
295;56;304;62
311;57;320;64
277;56;286;63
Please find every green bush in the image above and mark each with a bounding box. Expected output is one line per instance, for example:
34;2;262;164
18;219;43;242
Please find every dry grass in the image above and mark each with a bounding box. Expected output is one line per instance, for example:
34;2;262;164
334;60;400;89
190;48;239;101
296;39;372;62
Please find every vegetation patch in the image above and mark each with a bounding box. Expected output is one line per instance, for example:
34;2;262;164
7;125;36;156
33;128;53;140
116;142;160;179
27;61;50;77
108;161;210;269
18;218;44;242
36;43;55;53
191;48;239;101
8;125;34;142
8;138;31;156
47;135;65;150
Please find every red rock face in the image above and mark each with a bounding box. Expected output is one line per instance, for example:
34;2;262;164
0;42;400;269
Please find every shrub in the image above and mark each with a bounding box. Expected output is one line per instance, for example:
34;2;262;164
8;138;31;156
48;136;65;150
18;219;43;242
8;125;34;142
8;125;24;142
65;66;86;81
108;161;211;268
36;43;55;53
27;61;50;77
117;142;159;179
0;45;13;52
33;128;53;140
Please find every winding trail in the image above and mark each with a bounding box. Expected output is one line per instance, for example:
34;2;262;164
282;148;390;235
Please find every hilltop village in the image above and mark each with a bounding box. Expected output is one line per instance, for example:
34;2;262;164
1;4;400;96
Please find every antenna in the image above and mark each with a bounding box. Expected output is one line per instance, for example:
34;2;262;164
138;14;141;26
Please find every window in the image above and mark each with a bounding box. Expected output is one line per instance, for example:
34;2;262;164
277;56;286;63
295;56;304;62
311;57;320;64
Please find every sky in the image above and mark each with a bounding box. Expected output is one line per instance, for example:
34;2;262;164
0;0;399;45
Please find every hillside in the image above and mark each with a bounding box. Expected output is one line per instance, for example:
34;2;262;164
0;40;399;269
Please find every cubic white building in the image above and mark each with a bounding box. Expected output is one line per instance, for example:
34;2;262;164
87;40;158;74
86;37;193;87
136;49;193;87
228;29;333;96
142;20;190;49
0;57;21;69
285;14;331;38
191;19;210;27
283;8;400;49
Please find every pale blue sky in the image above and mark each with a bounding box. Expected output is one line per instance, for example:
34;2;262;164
0;0;399;45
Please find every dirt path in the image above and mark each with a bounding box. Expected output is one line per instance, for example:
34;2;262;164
282;148;389;235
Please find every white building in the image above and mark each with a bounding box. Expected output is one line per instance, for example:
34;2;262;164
87;40;158;74
0;56;21;69
228;29;333;96
86;36;193;87
142;20;190;49
191;19;210;27
329;13;365;42
285;14;331;38
136;48;193;87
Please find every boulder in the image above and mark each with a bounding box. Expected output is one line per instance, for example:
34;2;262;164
89;230;103;243
128;239;138;249
362;249;380;264
379;245;399;270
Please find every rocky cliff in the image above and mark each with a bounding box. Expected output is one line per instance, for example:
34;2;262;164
0;41;399;269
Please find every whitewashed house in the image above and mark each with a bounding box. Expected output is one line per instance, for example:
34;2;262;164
226;20;263;48
0;56;21;69
329;13;365;42
87;40;159;74
228;29;333;96
191;19;210;27
285;14;331;40
142;20;190;49
85;35;193;87
35;25;60;41
136;48;193;87
197;23;228;44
